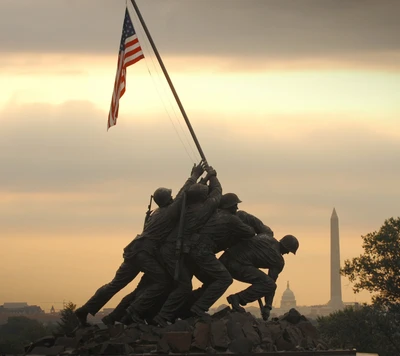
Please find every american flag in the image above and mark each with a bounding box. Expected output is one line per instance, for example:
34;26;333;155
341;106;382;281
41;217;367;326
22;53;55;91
108;8;144;130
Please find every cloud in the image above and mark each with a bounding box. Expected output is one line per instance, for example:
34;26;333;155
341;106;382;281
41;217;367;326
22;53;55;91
1;0;399;69
1;100;399;237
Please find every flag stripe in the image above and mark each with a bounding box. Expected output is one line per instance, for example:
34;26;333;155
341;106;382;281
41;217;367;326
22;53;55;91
125;53;144;67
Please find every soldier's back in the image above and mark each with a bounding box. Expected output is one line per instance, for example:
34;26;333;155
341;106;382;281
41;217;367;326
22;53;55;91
228;234;284;269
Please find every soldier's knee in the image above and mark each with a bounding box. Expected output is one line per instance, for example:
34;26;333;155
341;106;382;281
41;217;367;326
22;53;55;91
260;275;276;291
219;253;228;266
222;274;233;288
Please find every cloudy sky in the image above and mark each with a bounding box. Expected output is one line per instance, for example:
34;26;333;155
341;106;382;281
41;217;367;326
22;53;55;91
1;0;399;312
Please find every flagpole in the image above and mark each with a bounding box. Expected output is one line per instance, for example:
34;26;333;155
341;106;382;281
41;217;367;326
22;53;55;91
130;0;207;163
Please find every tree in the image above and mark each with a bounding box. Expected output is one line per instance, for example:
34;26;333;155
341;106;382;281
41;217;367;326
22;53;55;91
57;301;79;335
318;305;400;356
341;217;400;306
0;316;55;354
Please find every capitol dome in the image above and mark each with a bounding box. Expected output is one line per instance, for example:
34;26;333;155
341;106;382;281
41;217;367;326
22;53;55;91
280;281;297;309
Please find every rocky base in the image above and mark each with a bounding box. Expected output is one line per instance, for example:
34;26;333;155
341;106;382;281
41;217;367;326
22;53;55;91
25;308;332;355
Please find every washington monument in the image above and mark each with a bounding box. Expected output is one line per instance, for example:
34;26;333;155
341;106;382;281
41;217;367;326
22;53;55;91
329;208;344;310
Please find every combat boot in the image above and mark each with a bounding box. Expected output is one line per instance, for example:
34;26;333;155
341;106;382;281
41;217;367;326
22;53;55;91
227;294;246;313
153;315;170;328
190;304;208;317
125;307;145;325
101;315;115;326
74;307;90;327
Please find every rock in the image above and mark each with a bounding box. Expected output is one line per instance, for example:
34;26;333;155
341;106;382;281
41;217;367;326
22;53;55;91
99;342;133;355
228;338;253;354
283;324;304;347
191;320;211;351
264;321;282;342
94;322;108;330
26;307;331;355
211;306;231;319
297;320;319;339
156;334;170;354
124;326;141;341
254;322;274;350
80;341;103;354
108;323;125;338
164;331;192;353
255;322;273;343
133;344;157;353
138;331;160;344
28;345;65;355
242;320;260;346
54;336;79;349
210;319;229;350
165;318;193;332
275;335;296;351
280;308;306;324
30;336;56;348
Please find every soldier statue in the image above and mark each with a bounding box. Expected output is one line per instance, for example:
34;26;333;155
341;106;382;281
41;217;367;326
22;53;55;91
220;233;299;320
74;162;205;326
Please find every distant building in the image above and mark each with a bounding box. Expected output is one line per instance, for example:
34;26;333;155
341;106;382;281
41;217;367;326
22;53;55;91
3;302;29;309
0;303;48;325
280;281;297;310
328;208;344;310
0;303;44;315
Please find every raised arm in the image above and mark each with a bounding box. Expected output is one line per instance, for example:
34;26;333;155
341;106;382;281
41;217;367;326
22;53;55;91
237;210;274;236
230;215;256;241
202;166;222;211
168;162;205;218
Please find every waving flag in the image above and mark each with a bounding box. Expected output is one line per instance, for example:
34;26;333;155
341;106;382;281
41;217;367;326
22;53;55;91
108;8;144;130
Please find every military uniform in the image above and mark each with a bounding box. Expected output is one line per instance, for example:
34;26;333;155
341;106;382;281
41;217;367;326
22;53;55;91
155;175;222;322
236;210;274;236
220;233;284;308
76;174;199;320
186;209;256;314
105;273;172;324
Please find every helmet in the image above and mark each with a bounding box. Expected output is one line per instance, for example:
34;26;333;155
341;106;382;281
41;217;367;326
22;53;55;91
153;187;172;207
219;193;242;209
187;184;209;203
279;235;299;255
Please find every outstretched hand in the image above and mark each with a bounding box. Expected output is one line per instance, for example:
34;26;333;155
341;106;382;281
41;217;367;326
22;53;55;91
205;165;217;177
191;161;205;178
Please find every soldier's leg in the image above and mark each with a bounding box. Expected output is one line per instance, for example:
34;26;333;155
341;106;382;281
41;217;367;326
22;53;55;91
75;259;140;324
175;269;211;319
126;251;171;319
104;273;151;324
226;260;276;306
190;251;233;315
154;254;194;325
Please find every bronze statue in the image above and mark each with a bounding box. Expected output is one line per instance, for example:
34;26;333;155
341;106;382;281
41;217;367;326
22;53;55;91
151;166;222;327
221;233;299;320
74;162;205;326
